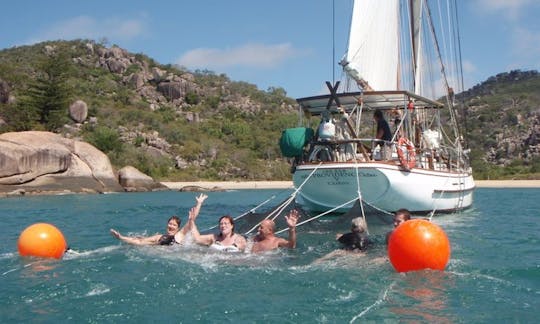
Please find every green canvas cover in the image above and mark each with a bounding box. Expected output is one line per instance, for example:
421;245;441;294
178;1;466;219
279;127;314;157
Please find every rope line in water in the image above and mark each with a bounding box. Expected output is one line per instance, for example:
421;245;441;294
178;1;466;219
203;195;278;232
349;281;395;323
275;197;358;235
244;163;323;235
2;261;39;276
353;163;369;235
428;175;453;221
243;196;295;235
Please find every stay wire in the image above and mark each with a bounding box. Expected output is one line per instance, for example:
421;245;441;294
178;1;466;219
203;194;278;232
275;197;359;235
244;162;324;235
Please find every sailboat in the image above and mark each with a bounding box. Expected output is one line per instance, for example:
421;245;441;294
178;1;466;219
280;0;475;214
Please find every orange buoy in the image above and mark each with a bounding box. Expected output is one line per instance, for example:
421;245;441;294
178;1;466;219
388;219;450;273
18;223;67;259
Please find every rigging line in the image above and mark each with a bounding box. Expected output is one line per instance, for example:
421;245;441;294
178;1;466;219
428;175;453;221
349;281;396;323
203;195;278;232
2;260;39;276
268;196;296;222
452;0;469;150
426;0;460;142
274;197;359;235
352;153;369;235
243;195;295;235
349;96;371;233
244;162;324;235
361;198;394;216
332;0;336;84
291;161;324;194
424;1;450;92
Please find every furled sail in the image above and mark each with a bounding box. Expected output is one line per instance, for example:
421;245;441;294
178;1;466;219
342;0;399;91
410;0;424;95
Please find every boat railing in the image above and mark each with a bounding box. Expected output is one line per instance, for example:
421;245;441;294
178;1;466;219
306;138;393;163
301;137;468;173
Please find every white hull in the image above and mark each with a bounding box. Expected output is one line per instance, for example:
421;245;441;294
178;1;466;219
293;162;475;213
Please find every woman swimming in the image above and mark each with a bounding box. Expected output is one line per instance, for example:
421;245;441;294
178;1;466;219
189;211;247;253
110;193;208;246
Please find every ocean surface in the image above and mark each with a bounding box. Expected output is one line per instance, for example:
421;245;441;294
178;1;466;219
0;188;538;323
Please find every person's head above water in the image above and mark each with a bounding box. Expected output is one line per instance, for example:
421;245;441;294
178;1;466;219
393;209;411;228
351;217;367;233
218;215;235;236
257;219;276;238
166;216;181;234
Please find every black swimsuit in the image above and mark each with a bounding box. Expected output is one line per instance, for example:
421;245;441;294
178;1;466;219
338;232;372;251
157;234;178;245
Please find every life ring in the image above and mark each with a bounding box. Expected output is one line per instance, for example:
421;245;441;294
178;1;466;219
397;137;416;170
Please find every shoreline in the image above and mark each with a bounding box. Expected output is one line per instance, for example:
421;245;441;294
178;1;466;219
161;180;540;190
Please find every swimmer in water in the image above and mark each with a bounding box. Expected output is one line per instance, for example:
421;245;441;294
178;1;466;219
110;193;208;246
385;208;411;244
250;209;299;253
313;217;372;263
189;212;247;252
336;217;372;251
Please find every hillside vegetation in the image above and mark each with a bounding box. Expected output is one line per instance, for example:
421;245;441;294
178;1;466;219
0;40;298;181
459;70;540;180
0;40;538;180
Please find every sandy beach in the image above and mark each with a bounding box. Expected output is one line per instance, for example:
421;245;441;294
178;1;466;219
161;180;540;190
473;180;540;188
160;181;294;190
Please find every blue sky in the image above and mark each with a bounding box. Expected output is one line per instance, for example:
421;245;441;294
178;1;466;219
1;0;539;98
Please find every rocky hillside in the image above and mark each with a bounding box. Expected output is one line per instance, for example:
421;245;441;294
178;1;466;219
459;70;540;179
0;40;298;181
0;40;538;180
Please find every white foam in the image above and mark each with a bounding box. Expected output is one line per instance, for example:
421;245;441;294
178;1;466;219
86;283;110;296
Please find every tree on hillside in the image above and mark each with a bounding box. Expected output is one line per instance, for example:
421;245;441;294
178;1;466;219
15;53;73;131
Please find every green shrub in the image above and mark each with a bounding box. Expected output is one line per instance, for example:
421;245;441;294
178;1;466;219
84;126;123;153
185;91;200;105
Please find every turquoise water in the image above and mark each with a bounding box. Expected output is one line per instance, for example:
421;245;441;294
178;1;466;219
1;188;538;323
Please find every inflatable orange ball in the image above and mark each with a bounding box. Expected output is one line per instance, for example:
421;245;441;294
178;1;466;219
388;219;450;272
18;223;67;259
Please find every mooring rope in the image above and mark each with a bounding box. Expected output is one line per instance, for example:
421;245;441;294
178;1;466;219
352;160;369;235
428;175;453;221
275;197;358;235
349;281;396;323
203;195;278;232
243;162;323;235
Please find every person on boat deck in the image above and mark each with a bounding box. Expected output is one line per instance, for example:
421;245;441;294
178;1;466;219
336;217;372;251
390;107;403;135
385;208;411;244
109;193;208;246
373;109;392;159
189;212;247;252
250;209;299;253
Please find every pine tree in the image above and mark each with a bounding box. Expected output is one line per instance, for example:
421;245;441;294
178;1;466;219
18;52;73;131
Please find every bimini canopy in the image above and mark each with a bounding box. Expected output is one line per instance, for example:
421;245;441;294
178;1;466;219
296;90;443;116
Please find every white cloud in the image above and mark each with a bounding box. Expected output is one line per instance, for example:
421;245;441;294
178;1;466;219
475;0;536;20
176;43;304;70
26;15;147;44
